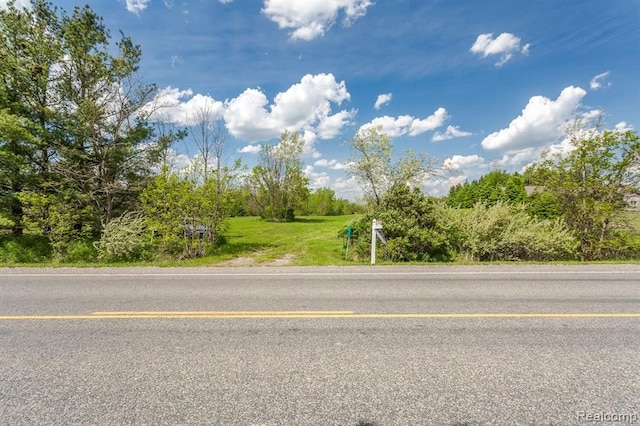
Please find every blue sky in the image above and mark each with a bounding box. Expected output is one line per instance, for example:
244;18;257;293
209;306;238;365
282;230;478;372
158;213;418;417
6;0;640;198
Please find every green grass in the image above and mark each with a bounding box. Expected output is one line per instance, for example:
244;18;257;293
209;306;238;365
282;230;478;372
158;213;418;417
213;215;360;266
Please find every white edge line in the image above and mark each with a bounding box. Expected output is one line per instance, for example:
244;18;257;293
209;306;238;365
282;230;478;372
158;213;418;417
0;270;639;278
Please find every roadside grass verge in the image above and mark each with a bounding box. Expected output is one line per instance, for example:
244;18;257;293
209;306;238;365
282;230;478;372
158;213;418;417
3;213;638;267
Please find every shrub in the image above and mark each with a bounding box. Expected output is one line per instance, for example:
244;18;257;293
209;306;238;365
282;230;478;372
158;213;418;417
0;235;52;263
64;240;98;263
450;202;578;261
348;184;455;262
95;211;151;262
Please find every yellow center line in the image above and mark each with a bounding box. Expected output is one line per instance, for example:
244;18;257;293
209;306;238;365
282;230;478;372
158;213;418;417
0;312;639;320
92;311;356;316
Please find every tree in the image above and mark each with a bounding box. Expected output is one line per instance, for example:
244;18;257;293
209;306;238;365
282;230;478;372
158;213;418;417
52;4;159;230
186;102;228;182
185;102;241;232
304;188;336;216
446;170;526;208
529;124;640;260
0;0;63;236
347;126;437;206
1;1;166;250
246;131;309;221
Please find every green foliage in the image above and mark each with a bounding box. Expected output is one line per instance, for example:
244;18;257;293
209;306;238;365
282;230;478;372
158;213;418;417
529;126;640;260
17;190;95;258
95;211;150;262
302;187;362;216
348;184;454;262
0;214;14;229
525;190;561;219
446;170;526;208
141;169;231;259
1;1;170;241
0;234;52;263
246;131;309;221
347;126;436;206
445;202;578;261
64;240;97;263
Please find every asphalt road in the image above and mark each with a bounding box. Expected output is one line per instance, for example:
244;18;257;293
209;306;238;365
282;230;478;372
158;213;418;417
1;265;639;425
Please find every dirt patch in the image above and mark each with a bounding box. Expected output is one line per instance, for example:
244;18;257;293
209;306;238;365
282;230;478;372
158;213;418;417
216;252;296;267
267;253;296;266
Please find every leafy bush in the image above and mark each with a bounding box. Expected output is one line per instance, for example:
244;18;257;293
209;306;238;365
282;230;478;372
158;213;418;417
18;190;96;259
0;235;52;263
348;184;455;262
64;240;98;263
448;202;578;261
95;211;151;262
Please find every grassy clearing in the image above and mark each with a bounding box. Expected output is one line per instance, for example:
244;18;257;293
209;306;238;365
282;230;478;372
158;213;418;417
213;215;360;266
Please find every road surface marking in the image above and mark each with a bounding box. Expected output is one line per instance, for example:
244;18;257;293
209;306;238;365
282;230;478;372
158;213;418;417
92;311;356;315
0;311;639;320
1;270;640;278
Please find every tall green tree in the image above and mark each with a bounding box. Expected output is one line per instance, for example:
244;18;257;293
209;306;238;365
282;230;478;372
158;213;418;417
529;125;640;260
52;4;159;230
246;130;309;221
0;0;63;235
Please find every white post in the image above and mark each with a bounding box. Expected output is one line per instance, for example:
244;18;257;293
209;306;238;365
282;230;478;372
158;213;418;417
371;219;377;265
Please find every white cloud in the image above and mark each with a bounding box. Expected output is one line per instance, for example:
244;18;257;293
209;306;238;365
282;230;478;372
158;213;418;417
316;109;355;139
360;108;449;137
333;176;363;200
423;175;469;197
224;73;354;142
126;0;151;14
481;86;587;151
304;166;331;190
582;109;603;121
238;144;262;154
495;148;542;169
589;71;611;90
314;159;345;170
615;121;634;132
224;88;277;141
470;33;530;66
301;130;321;159
147;87;225;125
0;0;29;9
423;154;488;196
432;125;473;142
443;154;485;172
374;93;392;110
262;0;373;41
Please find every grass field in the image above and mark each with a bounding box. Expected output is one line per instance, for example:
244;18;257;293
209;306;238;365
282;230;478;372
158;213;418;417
209;215;360;266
